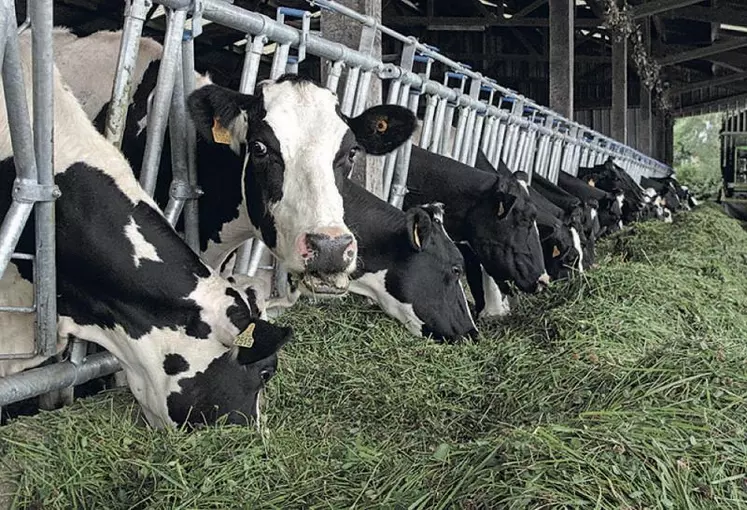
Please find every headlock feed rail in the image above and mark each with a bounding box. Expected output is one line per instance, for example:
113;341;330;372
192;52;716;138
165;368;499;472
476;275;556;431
0;0;672;409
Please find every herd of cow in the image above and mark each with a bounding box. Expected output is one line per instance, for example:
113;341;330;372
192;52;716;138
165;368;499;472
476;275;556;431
0;29;698;428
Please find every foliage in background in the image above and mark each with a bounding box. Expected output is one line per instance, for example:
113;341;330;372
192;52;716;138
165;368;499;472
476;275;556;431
2;204;747;509
674;113;723;198
600;0;671;112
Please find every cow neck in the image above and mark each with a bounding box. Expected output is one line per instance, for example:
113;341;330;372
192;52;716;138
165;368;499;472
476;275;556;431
342;178;405;248
406;145;497;219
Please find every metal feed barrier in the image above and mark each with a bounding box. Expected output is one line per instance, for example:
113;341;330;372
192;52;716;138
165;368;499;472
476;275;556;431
0;0;672;411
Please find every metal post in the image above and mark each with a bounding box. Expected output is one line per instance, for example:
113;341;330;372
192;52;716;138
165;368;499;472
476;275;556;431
611;33;628;144
30;0;58;356
139;7;188;197
105;0;151;148
182;30;200;253
240;34;268;94
419;93;438;149
0;24;40;279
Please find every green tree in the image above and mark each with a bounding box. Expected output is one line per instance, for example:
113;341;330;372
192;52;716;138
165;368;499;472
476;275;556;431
673;112;722;198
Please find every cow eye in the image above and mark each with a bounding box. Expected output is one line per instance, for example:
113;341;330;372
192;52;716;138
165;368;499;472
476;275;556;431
251;141;268;158
348;147;359;161
452;265;462;277
259;368;274;383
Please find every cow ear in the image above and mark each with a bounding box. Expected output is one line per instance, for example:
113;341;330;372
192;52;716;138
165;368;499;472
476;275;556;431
234;319;293;366
405;207;433;252
494;192;517;219
345;104;417;155
187;84;256;148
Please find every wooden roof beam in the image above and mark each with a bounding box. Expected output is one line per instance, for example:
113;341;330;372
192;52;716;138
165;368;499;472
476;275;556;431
631;0;703;19
672;71;747;94
662;5;747;28
512;0;547;18
659;37;747;65
385;15;603;27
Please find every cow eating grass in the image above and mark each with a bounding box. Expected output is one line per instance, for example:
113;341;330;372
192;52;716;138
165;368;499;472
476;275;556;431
0;30;290;429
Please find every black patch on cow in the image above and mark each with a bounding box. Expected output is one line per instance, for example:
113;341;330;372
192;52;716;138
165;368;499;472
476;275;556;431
225;288;251;332
167;320;290;427
51;163;213;339
163;353;190;375
343;179;475;342
274;73;314;86
346;104;417;155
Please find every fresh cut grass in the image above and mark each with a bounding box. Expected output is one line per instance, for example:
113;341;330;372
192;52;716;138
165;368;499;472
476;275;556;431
1;203;747;509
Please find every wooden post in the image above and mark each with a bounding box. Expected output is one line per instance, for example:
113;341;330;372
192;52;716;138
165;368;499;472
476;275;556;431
321;0;384;194
611;31;628;143
549;0;574;118
639;17;653;156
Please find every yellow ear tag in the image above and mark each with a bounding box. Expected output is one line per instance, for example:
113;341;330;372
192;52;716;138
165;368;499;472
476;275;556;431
413;222;421;249
588;178;596;187
497;202;505;217
235;322;256;348
376;118;388;133
552;245;561;258
211;117;232;145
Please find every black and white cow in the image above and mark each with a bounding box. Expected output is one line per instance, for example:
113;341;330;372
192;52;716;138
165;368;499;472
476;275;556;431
577;158;646;224
405;146;549;318
53;28;416;296
529;173;596;269
557;170;624;237
0;31;290;429
343;180;477;341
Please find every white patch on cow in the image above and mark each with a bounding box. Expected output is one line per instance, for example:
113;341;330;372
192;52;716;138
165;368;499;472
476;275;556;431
124;217;162;268
616;193;625;210
570;227;584;273
590;207;598;222
259;80;353;274
350;270;424;337
663;208;673;223
690;196;700;207
203;205;256;270
618;220;624;230
51;28;163;120
517;180;530;196
480;268;510;318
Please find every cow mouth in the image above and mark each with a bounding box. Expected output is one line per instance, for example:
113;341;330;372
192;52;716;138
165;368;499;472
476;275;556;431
297;273;350;296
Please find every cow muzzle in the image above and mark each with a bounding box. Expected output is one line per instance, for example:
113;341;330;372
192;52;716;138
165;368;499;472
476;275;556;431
296;227;357;295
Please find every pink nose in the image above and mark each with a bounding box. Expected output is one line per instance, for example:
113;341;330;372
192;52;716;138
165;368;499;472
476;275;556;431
297;228;357;273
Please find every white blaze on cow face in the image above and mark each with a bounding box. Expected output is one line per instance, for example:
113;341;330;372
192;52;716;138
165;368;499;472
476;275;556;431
350;270;425;337
570;227;584;273
125;217;162;268
480;268;511;318
260;80;354;277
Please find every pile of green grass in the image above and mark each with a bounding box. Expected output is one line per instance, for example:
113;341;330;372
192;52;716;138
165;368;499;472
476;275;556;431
2;204;747;509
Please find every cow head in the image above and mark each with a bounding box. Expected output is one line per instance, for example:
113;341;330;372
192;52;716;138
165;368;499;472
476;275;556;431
165;318;292;428
356;203;477;342
536;210;579;280
463;181;547;293
187;75;416;295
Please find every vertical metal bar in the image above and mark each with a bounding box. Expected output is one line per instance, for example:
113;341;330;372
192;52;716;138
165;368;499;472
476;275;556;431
0;3;9;71
451;107;469;160
438;103;456;155
467;114;485;166
352;70;372;116
163;43;189;226
139;7;188;197
481;115;496;154
0;25;38;278
240;34;268;94
340;66;361;116
105;0;150;148
182;31;200;253
419;93;438;149
31;0;57;356
325;60;344;91
429;96;448;152
270;42;291;79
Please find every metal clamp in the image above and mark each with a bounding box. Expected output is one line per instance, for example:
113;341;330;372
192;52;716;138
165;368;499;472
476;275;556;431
191;0;204;38
169;180;204;200
12;179;61;204
277;7;311;64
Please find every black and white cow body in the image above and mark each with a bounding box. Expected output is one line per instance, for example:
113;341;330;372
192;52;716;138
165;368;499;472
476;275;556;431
577;159;646;224
0;31;291;429
55;29;416;296
405;146;548;294
343;180;477;341
557;170;624;237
